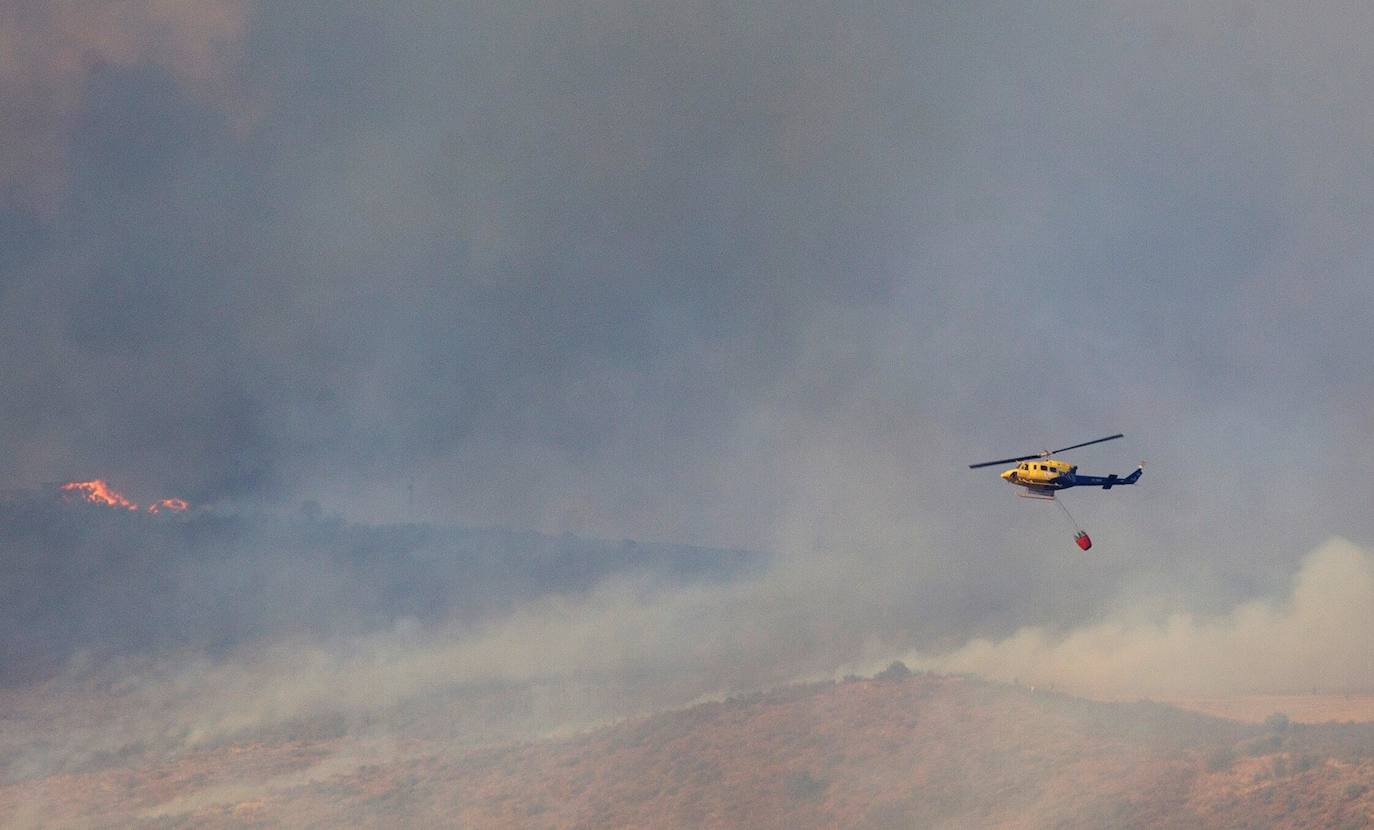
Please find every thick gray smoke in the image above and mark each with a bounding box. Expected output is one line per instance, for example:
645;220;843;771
0;1;251;214
0;491;760;684
915;538;1374;699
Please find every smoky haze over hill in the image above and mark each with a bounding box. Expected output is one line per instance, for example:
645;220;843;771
0;492;762;684
15;488;1374;788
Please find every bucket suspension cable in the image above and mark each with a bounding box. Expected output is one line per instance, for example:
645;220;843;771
1056;498;1093;551
1054;497;1080;532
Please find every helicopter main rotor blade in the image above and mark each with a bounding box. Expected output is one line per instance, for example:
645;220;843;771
968;453;1044;469
968;433;1125;469
1049;433;1124;455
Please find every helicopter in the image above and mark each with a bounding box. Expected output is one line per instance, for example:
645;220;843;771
968;433;1142;501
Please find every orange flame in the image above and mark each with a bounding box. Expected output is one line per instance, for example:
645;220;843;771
60;480;190;514
61;479;139;510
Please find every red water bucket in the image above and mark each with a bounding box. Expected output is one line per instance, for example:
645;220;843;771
1073;530;1092;551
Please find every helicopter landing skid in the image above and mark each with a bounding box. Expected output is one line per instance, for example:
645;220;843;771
1016;489;1056;501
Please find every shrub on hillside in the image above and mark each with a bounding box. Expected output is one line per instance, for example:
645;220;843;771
875;661;912;681
1239;734;1282;756
784;771;828;801
1270;755;1288;778
1206;746;1236;772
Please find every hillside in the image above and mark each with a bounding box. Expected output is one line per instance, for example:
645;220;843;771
0;492;762;683
9;671;1374;828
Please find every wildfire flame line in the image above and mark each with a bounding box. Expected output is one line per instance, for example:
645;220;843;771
60;480;188;513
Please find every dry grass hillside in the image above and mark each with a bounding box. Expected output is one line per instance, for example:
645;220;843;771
7;670;1374;828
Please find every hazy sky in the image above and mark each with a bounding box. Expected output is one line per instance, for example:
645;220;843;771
4;0;1374;664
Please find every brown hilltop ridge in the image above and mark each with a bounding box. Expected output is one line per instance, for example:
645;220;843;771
437;671;1374;829
8;669;1374;828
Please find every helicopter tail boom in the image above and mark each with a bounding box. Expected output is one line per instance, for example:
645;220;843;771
1101;466;1143;489
1066;465;1143;489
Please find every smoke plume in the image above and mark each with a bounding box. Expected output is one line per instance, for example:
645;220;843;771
915;538;1374;698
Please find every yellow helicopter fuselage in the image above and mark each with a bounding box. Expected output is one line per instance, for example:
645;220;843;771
1001;459;1074;488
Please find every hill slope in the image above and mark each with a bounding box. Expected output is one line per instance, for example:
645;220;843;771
10;672;1374;828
